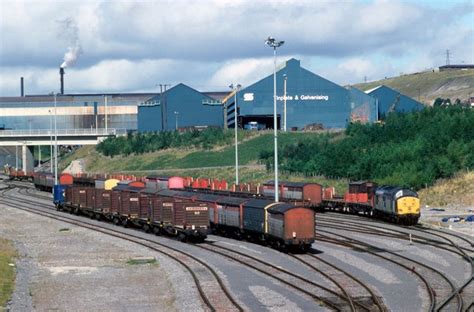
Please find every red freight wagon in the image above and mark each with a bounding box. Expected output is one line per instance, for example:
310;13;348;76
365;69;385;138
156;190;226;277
263;181;322;207
344;181;377;205
267;204;315;249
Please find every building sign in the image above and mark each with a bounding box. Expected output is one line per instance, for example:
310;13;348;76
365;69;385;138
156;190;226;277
243;93;329;102
276;95;329;101
243;93;254;101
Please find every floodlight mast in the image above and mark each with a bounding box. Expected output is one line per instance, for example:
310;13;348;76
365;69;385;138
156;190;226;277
229;83;242;186
265;36;284;202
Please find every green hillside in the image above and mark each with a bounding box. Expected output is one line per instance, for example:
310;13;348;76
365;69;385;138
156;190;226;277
354;69;474;106
65;131;331;173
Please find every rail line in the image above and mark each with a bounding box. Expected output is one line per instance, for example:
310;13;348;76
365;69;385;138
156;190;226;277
316;230;462;312
317;214;474;254
317;219;473;311
289;253;387;312
197;242;357;311
322;212;474;250
0;187;243;312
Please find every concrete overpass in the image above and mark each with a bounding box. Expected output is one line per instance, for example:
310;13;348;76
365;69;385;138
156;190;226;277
0;128;125;172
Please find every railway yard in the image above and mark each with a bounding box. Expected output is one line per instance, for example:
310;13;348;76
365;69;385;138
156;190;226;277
1;176;473;311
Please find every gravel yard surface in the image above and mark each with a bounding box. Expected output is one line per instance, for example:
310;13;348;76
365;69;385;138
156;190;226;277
420;206;474;237
0;204;204;312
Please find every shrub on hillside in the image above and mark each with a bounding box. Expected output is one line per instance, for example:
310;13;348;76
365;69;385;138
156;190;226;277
97;128;250;157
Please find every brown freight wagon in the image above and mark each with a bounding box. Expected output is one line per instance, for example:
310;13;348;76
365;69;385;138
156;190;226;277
267;203;315;250
263;181;322;208
94;189;112;213
110;191;121;214
155;189;209;241
86;188;96;209
72;187;89;208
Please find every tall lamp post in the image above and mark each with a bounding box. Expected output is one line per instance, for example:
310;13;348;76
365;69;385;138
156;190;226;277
265;36;284;202
49;109;53;173
229;83;241;185
283;74;287;132
174;111;179;130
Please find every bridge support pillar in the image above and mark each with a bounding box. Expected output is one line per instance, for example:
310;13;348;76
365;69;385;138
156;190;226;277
21;144;34;173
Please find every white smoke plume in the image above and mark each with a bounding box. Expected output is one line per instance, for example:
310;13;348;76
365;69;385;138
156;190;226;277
57;17;83;68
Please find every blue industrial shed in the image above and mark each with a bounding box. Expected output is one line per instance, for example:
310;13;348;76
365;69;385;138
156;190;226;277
138;83;224;132
365;85;424;118
223;58;378;130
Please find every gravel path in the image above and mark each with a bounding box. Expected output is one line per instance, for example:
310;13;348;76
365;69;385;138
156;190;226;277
0;204;204;311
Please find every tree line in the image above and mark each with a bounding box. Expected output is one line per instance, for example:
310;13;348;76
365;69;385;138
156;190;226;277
259;106;474;189
97;127;252;157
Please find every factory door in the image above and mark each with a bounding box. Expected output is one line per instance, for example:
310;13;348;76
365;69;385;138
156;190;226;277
241;115;280;130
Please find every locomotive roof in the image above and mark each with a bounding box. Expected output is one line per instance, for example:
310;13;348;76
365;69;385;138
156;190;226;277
375;186;418;197
264;180;321;187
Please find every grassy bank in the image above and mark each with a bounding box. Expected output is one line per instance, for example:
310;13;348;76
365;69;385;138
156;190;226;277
354;69;474;105
0;238;16;309
419;170;474;207
61;132;330;173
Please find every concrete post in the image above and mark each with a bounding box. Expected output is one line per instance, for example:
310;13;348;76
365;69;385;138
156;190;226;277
22;144;27;173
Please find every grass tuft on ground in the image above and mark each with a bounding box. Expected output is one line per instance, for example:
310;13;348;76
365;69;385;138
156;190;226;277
0;238;16;309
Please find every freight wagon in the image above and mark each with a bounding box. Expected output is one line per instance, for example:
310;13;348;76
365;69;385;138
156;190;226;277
173;191;315;250
262;181;323;207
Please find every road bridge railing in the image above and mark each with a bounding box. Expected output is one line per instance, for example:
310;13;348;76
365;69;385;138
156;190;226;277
0;128;127;137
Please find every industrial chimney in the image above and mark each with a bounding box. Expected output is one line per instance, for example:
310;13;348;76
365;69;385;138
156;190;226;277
59;67;65;95
20;77;24;97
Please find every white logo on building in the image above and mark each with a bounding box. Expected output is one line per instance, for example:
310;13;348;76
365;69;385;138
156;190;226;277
243;93;254;101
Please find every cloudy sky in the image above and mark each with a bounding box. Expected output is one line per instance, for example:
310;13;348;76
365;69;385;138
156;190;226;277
0;0;472;96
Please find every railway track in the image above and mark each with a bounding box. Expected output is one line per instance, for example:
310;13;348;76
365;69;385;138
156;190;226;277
197;241;381;311
289;253;386;312
7;182;387;311
318;213;474;312
317;214;474;255
316;220;473;261
320;213;473;249
316;230;463;312
0;187;243;312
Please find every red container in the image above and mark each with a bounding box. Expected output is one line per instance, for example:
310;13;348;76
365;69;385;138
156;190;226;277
128;181;145;188
59;173;74;185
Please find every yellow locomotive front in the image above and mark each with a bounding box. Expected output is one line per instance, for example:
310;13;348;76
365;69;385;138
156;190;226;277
374;186;420;225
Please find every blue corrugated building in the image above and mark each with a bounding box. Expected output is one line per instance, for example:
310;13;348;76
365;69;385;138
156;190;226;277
138;83;224;132
365;85;424;118
223;58;378;130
